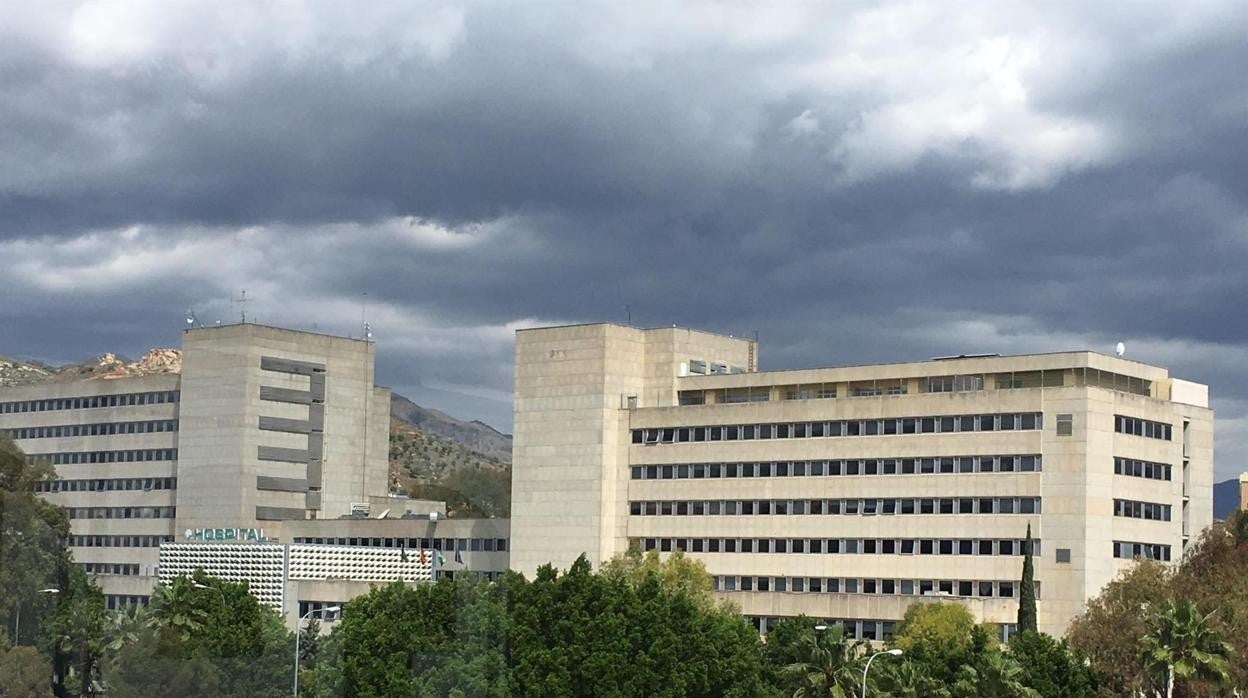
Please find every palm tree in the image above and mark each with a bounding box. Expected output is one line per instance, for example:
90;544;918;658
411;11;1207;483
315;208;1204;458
877;659;950;698
952;653;1040;698
1140;599;1233;698
779;624;868;697
146;577;210;641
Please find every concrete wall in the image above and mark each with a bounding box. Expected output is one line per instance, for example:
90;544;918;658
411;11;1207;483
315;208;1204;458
0;374;181;601
510;326;1213;637
510;323;755;577
176;324;387;534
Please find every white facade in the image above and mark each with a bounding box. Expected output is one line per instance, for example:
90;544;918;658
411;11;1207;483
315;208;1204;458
510;323;1214;638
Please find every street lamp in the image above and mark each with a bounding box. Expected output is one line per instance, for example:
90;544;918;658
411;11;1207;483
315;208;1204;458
293;606;339;697
861;648;902;698
192;582;226;605
13;588;60;645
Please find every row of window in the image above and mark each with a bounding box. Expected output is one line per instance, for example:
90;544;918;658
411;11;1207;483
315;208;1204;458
37;477;177;493
750;616;896;641
1114;499;1173;522
1113;540;1172;561
1114;457;1173;481
72;534;173;548
629;497;1042;517
637;537;1039;556
631;454;1042;481
4;419;179;440
1;391;180;414
28;448;178;466
81;563;141;576
292;536;509;552
105;594;149;610
1115;415;1172;441
714;575;1035;599
748;616;1021;643
632;412;1043;444
67;506;176;520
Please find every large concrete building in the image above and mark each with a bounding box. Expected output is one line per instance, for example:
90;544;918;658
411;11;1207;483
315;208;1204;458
510;323;1213;638
0;323;508;616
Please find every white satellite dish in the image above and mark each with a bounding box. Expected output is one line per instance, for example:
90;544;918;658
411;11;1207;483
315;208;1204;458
376;508;391;519
1115;342;1126;357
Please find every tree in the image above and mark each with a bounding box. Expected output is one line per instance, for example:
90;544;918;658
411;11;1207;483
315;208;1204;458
1067;559;1170;695
1007;631;1097;698
43;566;110;698
951;652;1040;698
1017;524;1037;634
0;435;70;647
875;659;950;698
776;624;867;697
0;643;55;698
600;547;715;608
1139;599;1232;698
892;602;979;683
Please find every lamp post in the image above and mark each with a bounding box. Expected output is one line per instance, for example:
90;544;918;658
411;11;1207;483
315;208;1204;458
293;606;339;697
13;588;60;645
192;582;226;605
861;648;902;698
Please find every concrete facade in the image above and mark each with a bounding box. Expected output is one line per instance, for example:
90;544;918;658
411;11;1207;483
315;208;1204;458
510;323;1213;638
1;323;393;607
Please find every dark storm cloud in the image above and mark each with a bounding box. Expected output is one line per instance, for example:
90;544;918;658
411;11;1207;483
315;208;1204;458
1;2;1247;476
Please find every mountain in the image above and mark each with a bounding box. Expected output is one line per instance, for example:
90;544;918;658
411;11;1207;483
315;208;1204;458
387;393;513;518
1214;478;1242;520
389;393;511;462
0;350;182;388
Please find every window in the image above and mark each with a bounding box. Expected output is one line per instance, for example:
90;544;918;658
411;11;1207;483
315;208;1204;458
1056;548;1072;564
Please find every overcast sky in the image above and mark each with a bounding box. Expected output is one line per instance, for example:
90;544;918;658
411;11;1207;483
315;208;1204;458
2;2;1246;480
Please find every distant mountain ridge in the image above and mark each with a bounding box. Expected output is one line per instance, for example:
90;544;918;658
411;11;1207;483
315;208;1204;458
1214;478;1241;520
389;393;512;462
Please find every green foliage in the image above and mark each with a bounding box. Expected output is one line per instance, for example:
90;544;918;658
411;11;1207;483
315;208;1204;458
892;601;980;683
1007;631;1097;698
42;566;110;697
0;435;70;647
1067;560;1171;695
876;659;950;698
332;555;767;697
1017;524;1037;634
1139;599;1232;696
775;624;868;698
599;547;714;608
951;652;1040;698
0;641;54;698
107;573;293;698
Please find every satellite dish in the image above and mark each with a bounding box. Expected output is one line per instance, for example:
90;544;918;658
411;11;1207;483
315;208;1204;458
376;508;391;519
1115;342;1126;357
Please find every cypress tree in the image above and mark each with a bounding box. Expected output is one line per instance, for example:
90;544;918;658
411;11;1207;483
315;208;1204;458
1018;523;1037;633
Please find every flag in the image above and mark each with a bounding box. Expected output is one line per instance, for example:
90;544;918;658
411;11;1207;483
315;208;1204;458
419;549;428;565
400;540;409;563
454;549;463;565
436;550;446;566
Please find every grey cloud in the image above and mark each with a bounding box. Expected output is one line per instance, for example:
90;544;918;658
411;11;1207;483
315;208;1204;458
2;2;1247;478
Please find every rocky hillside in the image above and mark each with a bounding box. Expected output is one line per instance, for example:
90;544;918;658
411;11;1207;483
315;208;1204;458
388;417;511;518
0;350;182;387
390;393;511;462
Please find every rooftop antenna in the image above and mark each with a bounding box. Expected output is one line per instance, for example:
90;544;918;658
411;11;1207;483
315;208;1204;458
1115;341;1126;357
625;305;631;324
185;309;201;328
232;289;249;324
